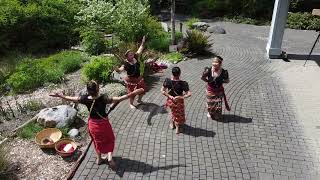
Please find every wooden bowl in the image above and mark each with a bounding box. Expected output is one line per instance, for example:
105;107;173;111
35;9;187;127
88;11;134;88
35;128;62;148
55;138;77;157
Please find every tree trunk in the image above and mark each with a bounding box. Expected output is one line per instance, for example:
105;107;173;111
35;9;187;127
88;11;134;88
171;0;176;45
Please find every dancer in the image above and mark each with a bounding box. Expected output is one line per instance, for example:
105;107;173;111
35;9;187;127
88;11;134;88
161;67;191;134
115;36;147;109
201;56;230;121
49;80;143;169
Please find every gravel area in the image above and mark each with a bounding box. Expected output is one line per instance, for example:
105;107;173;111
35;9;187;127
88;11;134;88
4;136;90;180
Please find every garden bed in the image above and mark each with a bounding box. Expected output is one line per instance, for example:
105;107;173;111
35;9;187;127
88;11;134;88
4;136;90;180
0;65;126;179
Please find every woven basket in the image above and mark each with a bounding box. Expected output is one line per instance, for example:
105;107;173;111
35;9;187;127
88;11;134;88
35;128;62;149
55;138;77;157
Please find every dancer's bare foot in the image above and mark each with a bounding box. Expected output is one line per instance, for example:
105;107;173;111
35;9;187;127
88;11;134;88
207;112;211;118
129;104;136;109
169;122;176;129
136;99;143;105
175;126;181;134
96;158;103;165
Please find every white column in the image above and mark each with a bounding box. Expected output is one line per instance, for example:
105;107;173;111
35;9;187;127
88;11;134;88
266;0;290;58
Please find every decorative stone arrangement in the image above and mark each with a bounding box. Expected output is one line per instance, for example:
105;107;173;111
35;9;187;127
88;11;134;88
192;21;226;34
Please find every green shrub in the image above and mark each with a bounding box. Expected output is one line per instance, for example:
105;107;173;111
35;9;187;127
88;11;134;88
142;16;168;40
105;35;122;53
56;51;87;73
287;12;320;30
82;56;119;84
111;0;150;42
80;29;106;55
0;0;80;53
76;0;150;43
184;30;211;55
6;60;49;93
175;32;184;42
6;51;86;93
186;17;200;29
147;32;184;52
223;16;259;25
76;0;167;44
147;37;171;52
162;52;184;63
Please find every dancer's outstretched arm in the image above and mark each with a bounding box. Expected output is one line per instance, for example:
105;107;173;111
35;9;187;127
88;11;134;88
136;35;146;55
49;93;80;102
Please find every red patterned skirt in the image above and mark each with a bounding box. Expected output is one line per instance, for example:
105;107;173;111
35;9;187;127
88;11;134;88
166;98;186;125
206;85;230;120
88;117;115;154
207;90;224;120
124;76;146;94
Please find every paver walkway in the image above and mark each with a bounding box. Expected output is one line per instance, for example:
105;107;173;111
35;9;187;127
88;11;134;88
73;22;320;180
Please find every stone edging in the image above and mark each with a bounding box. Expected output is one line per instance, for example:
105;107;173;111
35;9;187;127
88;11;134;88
0;137;8;146
66;139;93;180
12;117;37;133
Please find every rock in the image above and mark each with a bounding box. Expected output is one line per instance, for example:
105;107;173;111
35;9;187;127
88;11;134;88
192;22;210;31
36;105;77;128
207;26;226;34
177;39;186;51
68;128;79;138
110;70;126;83
161;22;169;32
100;83;126;97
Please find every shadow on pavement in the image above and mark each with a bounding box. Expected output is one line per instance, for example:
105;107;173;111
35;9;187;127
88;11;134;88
285;54;320;67
144;74;162;91
136;103;168;125
219;114;253;123
182;124;216;137
113;157;185;177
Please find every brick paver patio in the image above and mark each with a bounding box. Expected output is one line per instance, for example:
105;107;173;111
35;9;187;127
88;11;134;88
73;22;320;180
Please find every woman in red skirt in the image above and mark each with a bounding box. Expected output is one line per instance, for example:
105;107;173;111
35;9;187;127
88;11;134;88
161;67;191;134
201;56;230;121
50;81;142;169
115;36;147;109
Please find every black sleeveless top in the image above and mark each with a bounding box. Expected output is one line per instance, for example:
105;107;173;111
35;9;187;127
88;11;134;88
202;67;229;89
124;54;141;78
79;94;112;119
163;78;190;97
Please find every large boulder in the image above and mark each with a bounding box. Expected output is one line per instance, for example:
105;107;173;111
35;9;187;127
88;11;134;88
161;22;169;32
110;70;126;83
207;26;226;34
36;105;77;128
192;22;210;31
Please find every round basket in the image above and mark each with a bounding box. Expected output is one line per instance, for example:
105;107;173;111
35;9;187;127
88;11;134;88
35;128;62;149
55;138;77;157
